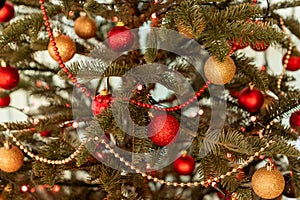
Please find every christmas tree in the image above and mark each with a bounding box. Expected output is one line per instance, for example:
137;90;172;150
0;0;300;199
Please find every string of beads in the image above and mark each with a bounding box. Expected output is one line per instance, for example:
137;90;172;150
95;135;274;187
2;126;89;165
277;17;293;94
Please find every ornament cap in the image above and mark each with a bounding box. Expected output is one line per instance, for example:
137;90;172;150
249;82;255;90
116;21;125;27
53;29;61;38
79;12;87;17
4;141;10;150
100;89;109;95
181;150;188;157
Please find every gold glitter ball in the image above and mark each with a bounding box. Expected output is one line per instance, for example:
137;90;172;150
48;34;76;62
0;145;24;173
204;55;236;85
252;166;285;199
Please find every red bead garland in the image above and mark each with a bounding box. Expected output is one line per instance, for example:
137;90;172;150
38;0;210;112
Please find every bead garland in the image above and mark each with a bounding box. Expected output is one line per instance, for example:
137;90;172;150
130;82;209;111
39;0;212;112
35;0;279;190
95;135;274;187
1;125;89;165
277;17;293;94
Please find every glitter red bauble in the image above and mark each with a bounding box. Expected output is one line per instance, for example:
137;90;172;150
173;154;195;175
238;87;264;113
0;66;20;90
91;91;113;116
0;1;14;23
250;41;269;51
0;95;10;107
108;22;134;52
147;114;179;146
290;110;300;128
282;53;300;71
40;130;51;137
230;38;248;50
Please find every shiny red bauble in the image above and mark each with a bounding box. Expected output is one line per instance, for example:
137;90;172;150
108;22;134;52
91;90;113;116
250;41;269;51
282;53;300;71
0;95;10;107
173;154;195;175
238;87;264;113
0;1;14;23
147;114;179;146
290;110;300;128
40;130;51;137
0;66;19;90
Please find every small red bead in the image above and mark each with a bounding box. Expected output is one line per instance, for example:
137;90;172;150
67;73;73;78
40;5;45;10
86;92;91;97
63;68;69;73
81;88;86;93
44;22;50;26
51;41;56;46
43;16;48;21
42;11;47;15
53;47;58;51
58;60;63;64
200;88;205;93
59;64;65;68
39;0;45;4
76;83;81;88
46;27;51;32
71;78;77;83
55;52;60;56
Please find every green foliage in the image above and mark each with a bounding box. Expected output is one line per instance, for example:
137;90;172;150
0;5;62;48
232;54;269;91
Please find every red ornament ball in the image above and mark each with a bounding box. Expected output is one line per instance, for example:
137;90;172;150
40;130;51;137
231;38;248;50
250;41;269;51
0;65;20;90
238;86;264;113
0;1;14;23
173;153;195;175
147;114;179;146
282;53;300;71
290;110;300;128
108;22;134;52
91;90;113;115
0;95;10;107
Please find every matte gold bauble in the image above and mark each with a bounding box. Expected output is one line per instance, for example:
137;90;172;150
251;166;285;199
48;33;76;62
74;12;97;39
0;143;24;173
204;56;236;85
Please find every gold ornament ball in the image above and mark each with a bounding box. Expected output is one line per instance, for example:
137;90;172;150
204;56;236;85
0;145;24;173
74;13;97;39
251;166;285;199
48;34;76;62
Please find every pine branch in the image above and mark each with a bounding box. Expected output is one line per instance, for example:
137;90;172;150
0;5;62;48
232;54;269;92
262;91;300;122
